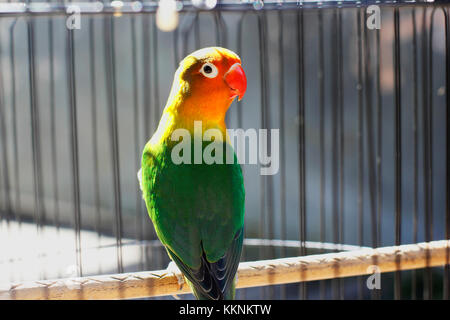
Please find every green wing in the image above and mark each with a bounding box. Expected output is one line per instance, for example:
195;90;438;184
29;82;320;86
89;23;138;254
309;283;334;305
141;141;245;299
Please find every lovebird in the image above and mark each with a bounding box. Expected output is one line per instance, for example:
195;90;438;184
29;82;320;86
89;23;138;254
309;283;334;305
138;47;247;300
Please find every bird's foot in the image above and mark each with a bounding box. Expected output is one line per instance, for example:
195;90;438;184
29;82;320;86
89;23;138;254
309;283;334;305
166;261;184;298
166;261;183;284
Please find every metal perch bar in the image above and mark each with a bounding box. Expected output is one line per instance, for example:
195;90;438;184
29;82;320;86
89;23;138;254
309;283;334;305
1;240;448;300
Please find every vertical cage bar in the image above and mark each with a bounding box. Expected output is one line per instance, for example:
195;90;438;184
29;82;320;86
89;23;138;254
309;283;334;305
48;9;60;232
375;8;383;300
154;13;167;270
428;7;436;248
445;6;450;301
363;5;378;251
261;11;275;299
142;13;151;138
428;10;437;298
0;40;12;223
194;13;200;50
297;6;307;300
337;6;345;300
9;19;20;224
421;6;432;300
131;12;144;271
173;26;179;69
236;11;246;300
363;5;380;301
356;7;364;300
214;11;228;48
317;7;326;300
411;6;419;300
277;9;287;300
152;16;160;123
66;23;82;276
427;6;442;299
376;19;383;247
27;11;47;280
256;10;269;299
89;13;102;273
182;13;195;58
393;6;402;300
27;17;46;229
103;15;124;274
331;7;340;300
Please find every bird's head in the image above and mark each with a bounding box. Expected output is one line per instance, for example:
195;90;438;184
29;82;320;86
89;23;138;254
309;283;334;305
167;47;247;127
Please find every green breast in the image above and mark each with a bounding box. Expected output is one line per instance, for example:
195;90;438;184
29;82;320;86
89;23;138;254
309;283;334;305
141;140;245;269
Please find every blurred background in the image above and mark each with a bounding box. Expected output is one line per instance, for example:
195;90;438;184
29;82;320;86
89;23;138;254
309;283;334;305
0;0;448;299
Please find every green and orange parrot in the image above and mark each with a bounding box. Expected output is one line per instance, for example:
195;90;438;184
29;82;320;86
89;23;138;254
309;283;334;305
138;47;247;300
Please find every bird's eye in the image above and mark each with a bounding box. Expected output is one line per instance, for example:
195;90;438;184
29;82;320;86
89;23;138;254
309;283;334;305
200;62;218;78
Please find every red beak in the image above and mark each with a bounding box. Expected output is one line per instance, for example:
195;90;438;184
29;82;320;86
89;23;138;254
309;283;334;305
224;63;247;101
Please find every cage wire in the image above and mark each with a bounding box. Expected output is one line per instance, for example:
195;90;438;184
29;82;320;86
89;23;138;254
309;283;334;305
0;0;449;300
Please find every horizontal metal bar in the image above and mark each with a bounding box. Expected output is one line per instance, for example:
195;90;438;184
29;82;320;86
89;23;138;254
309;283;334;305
102;238;371;251
0;0;445;16
0;238;369;265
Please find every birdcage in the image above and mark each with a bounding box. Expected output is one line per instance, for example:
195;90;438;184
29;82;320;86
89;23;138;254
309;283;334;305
0;0;448;300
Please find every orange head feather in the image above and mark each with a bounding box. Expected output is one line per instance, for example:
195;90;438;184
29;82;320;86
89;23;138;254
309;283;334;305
164;47;247;133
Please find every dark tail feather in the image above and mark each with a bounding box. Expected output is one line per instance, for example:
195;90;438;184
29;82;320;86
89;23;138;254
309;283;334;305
189;277;236;300
167;228;243;300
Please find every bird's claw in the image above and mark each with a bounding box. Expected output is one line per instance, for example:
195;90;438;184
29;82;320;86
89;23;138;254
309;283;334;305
166;261;185;286
166;261;184;299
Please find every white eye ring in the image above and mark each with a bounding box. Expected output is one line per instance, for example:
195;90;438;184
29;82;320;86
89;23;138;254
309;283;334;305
199;62;218;78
